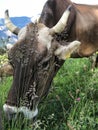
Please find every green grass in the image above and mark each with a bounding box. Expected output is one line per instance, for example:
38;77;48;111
0;58;98;130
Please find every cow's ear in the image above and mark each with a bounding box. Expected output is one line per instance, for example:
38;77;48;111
54;40;81;60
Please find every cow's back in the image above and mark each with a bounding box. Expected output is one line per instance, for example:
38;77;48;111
72;4;98;56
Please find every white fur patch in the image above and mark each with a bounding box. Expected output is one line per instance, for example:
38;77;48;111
38;27;53;50
3;104;18;113
19;106;38;119
3;104;38;119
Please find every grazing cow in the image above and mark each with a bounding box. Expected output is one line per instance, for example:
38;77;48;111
3;0;98;120
3;6;81;120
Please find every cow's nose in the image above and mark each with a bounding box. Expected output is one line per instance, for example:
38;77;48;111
3;104;17;120
3;104;38;120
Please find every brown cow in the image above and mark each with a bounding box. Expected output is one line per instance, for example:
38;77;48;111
3;0;98;120
39;0;98;57
3;6;81;120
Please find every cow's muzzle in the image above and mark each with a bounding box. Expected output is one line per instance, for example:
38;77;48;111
3;104;38;120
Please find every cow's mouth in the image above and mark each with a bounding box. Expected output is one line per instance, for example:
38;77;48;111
3;84;39;121
3;104;38;120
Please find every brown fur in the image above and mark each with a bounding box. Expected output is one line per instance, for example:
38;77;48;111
4;0;98;118
40;0;98;57
5;23;64;108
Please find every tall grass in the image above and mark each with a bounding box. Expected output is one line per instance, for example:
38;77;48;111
0;58;98;130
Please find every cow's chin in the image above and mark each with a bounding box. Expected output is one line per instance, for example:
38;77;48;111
3;104;38;120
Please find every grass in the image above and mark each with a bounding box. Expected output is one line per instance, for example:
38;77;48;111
0;58;98;130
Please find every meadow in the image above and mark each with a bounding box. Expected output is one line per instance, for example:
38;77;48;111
0;57;98;130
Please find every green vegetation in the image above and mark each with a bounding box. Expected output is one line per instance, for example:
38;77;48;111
0;57;98;130
0;53;8;66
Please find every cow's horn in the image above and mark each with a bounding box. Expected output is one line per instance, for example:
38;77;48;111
5;10;20;35
49;5;71;35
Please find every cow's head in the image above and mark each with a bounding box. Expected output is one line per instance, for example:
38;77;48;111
3;6;81;120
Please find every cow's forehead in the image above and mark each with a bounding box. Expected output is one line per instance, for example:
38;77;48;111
18;23;38;40
8;23;49;65
16;23;53;54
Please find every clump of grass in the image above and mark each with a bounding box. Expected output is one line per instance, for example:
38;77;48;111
0;58;98;130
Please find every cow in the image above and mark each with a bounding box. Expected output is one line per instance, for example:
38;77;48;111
3;5;81;120
39;0;98;69
3;0;98;120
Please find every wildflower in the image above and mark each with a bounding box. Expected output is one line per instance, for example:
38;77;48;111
76;97;80;101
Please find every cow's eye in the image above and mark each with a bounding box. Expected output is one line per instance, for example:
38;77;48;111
42;61;49;68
